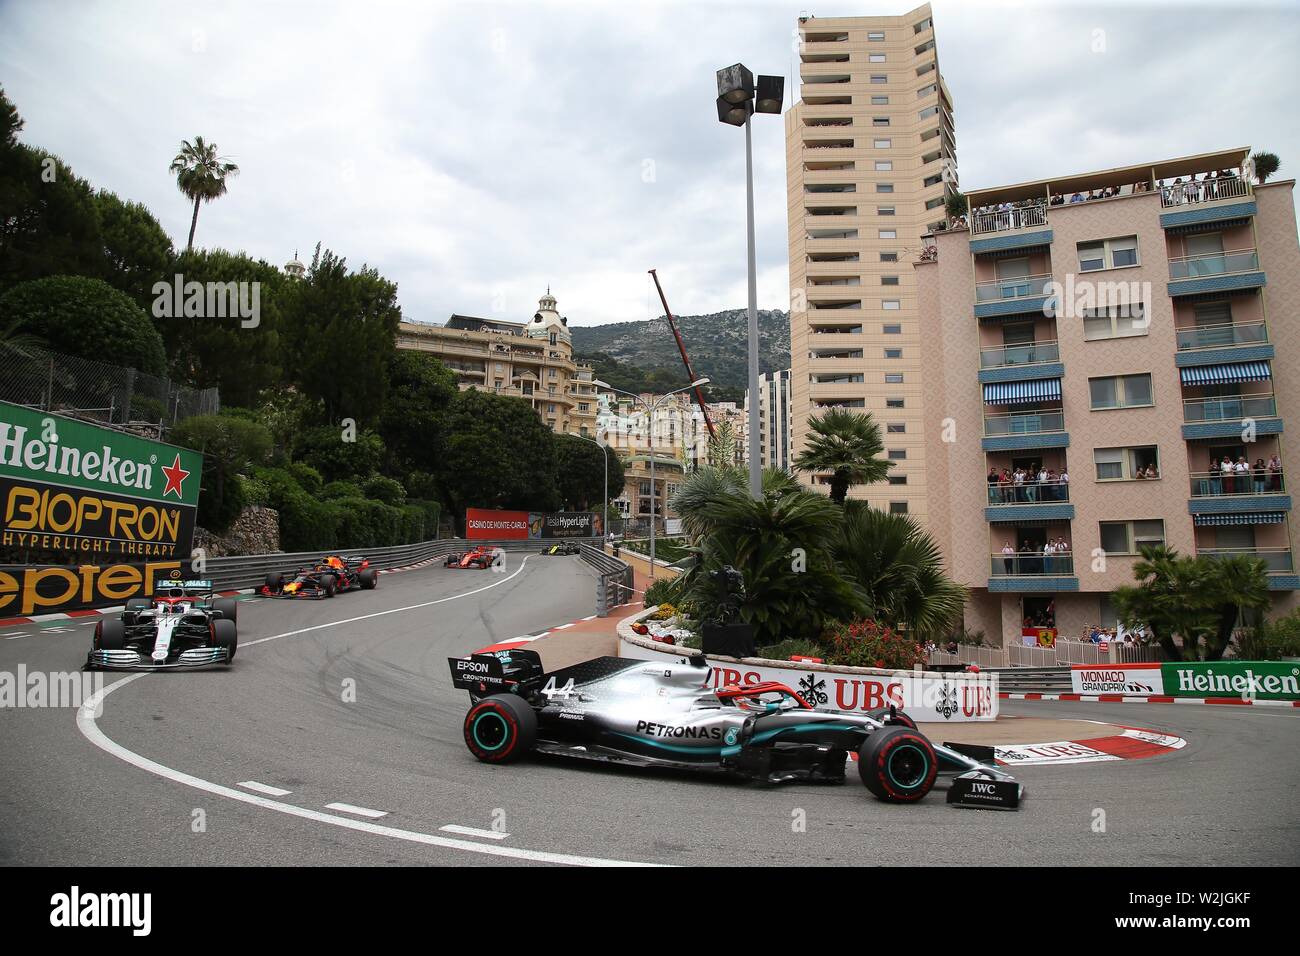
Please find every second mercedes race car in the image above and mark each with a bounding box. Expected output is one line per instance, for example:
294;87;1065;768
445;545;497;569
448;650;1023;809
86;579;238;670
263;555;378;598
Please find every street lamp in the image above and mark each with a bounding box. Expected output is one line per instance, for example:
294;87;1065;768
717;63;783;501
594;378;709;578
574;430;611;544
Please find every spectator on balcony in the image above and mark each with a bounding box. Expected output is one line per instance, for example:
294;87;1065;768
1000;467;1013;502
1253;458;1268;495
1054;537;1071;568
1001;541;1015;576
1234;456;1250;492
1022;539;1040;574
1208;455;1223;495
1219;455;1236;494
1143;463;1159;479
1012;466;1026;502
1050;193;1064;206
988;467;1002;503
1058;468;1069;501
1069;192;1084;203
1038;465;1051;500
1268;453;1283;491
1043;539;1055;575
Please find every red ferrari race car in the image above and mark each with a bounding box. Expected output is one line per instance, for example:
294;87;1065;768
445;545;498;569
263;554;378;598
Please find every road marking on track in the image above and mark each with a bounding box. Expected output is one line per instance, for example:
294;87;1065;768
326;802;388;819
440;824;509;840
75;558;662;866
238;781;292;797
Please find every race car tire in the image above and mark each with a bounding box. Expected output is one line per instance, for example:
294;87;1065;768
359;568;378;590
463;694;536;764
212;597;239;625
319;573;337;597
858;726;938;803
265;572;284;592
865;706;917;730
212;618;237;663
445;555;458;567
96;618;126;651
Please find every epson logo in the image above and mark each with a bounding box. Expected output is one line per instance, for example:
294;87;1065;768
457;660;489;673
50;886;151;936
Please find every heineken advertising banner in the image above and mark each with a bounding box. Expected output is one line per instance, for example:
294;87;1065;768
1162;661;1300;701
0;401;203;615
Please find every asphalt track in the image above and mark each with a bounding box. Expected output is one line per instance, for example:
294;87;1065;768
1;555;1296;866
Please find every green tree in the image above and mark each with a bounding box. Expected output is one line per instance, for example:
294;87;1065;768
292;423;386;483
1;86;22;147
169;136;239;252
171;414;274;531
163;248;285;406
794;408;891;505
945;189;968;219
0;275;166;373
94;190;175;310
438;389;560;527
554;433;625;510
1251;151;1280;184
282;246;401;424
706;419;739;467
832;502;966;640
1112;547;1214;661
378;350;457;480
1202;555;1271;660
0;147;105;292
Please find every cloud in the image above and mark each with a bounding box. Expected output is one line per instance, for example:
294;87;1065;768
2;0;1295;327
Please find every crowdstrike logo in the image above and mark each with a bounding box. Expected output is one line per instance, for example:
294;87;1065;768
49;886;151;936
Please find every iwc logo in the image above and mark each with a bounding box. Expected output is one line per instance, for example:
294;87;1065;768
723;727;740;746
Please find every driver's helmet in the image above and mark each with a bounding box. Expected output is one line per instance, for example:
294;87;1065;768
327;556;345;569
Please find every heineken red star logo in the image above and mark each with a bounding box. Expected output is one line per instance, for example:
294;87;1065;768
161;453;190;499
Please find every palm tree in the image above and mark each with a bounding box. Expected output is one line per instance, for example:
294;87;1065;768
794;408;890;505
832;502;966;641
169;136;239;251
1112;546;1212;661
1202;554;1270;660
1250;151;1280;184
669;465;799;541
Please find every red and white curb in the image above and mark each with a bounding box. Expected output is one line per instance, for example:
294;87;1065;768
471;615;600;655
992;726;1186;765
1001;692;1299;709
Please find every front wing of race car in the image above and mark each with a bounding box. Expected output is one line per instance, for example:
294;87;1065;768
86;647;230;670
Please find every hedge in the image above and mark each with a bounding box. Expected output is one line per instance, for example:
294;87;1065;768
251;466;432;552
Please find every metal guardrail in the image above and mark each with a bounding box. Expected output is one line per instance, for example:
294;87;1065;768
202;537;634;618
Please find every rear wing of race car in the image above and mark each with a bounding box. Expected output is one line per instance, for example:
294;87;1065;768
448;649;545;695
153;579;215;596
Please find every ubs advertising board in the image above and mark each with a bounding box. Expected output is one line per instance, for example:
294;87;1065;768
466;509;601;540
0;401;204;616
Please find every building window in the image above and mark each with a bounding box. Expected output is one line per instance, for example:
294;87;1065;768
885;373;904;383
888;448;907;460
881;275;899;285
867;31;885;40
872;117;890;127
1094;445;1160;481
870;74;887;84
578;403;589;412
548;368;557;378
547;403;556;412
870;95;889;104
1083;302;1147;341
885;348;902;359
882;323;901;334
880;251;898;262
889;501;909;514
1078;236;1139;272
869;53;886;62
887;423;906;433
888;475;908;485
878;205;896;216
1099;520;1166;555
879;229;897;239
874;160;893;171
874;139;892;149
886;397;905;408
883;299;901;310
1090;373;1153;410
877;183;894;193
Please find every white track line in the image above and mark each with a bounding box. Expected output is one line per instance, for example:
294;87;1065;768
238;781;292;797
440;824;509;841
76;558;662;866
326;802;388;819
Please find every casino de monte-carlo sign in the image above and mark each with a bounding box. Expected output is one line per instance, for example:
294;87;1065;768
0;400;203;563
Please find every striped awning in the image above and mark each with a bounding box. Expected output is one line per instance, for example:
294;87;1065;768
1193;512;1287;526
983;378;1062;405
1180;361;1271;386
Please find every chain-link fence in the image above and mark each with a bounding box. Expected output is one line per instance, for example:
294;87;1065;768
0;343;218;438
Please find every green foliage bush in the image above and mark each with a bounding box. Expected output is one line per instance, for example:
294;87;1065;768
643;577;679;608
1235;611;1300;660
822;619;926;670
171;414;273;531
321;480;364;500
362;473;406;506
294;424;386;482
252;465;428;552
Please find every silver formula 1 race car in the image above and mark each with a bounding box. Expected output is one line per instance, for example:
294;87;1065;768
86;580;238;670
449;649;1023;809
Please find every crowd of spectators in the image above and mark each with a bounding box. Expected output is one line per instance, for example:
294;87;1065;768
1203;454;1284;495
1157;168;1243;205
987;464;1069;503
999;538;1072;575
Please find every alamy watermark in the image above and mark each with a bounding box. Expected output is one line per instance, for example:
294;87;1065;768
152;274;261;328
0;666;103;714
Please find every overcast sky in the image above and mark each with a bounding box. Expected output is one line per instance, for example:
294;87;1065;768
2;0;1296;326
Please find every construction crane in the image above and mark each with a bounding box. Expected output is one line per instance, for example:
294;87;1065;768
648;268;717;442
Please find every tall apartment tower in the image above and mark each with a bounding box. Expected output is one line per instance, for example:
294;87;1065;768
750;369;793;471
786;4;955;518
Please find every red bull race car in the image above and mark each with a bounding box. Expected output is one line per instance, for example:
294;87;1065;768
445;545;498;569
263;555;378;598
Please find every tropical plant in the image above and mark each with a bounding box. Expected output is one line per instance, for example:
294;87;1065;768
169;136;240;251
945;189;968;219
793;408;890;504
832;502;967;641
669;465;799;540
1202;554;1271;660
1250;151;1280;184
1234;609;1300;661
823;618;926;670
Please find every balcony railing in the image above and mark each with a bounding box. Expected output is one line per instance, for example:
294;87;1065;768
983;409;1065;436
970;202;1048;236
1168;248;1259;280
990;553;1076;576
1176;321;1267;351
1159;176;1250;208
980;340;1060;369
1182;395;1277;423
974;273;1054;303
987;479;1070;504
1198;548;1294;573
1190;469;1286;497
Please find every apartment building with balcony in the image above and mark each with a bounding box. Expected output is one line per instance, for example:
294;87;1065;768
395;290;599;438
786;4;956;518
917;147;1299;644
748;368;794;471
